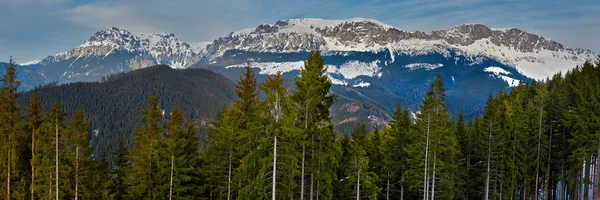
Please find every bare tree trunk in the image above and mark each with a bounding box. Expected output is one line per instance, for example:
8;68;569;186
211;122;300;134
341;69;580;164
535;104;543;200
75;145;79;200
386;177;390;200
169;154;174;200
7;133;11;198
227;148;232;200
401;182;404;200
301;145;305;200
272;136;277;200
485;117;493;200
356;158;360;200
301;107;308;200
545;124;553;200
55;119;59;200
584;157;591;200
423;114;431;200
595;144;600;200
31;128;35;200
310;134;314;200
431;153;436;200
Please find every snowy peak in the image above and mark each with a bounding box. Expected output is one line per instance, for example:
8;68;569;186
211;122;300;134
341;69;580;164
40;27;204;69
139;32;202;68
80;27;143;52
208;18;597;79
206;17;406;56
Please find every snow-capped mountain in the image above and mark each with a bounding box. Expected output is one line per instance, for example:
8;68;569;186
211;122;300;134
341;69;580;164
206;18;596;80
8;17;597;131
139;32;202;69
19;27;206;86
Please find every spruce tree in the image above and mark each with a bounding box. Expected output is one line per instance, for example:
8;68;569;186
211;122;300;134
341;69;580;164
382;104;412;200
27;94;42;200
110;138;129;200
0;56;22;199
156;106;200;199
292;51;339;200
126;92;162;199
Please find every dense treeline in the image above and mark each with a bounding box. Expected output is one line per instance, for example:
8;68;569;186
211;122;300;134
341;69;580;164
2;54;600;199
17;65;237;160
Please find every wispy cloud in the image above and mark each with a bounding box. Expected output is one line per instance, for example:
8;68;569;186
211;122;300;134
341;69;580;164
1;0;598;63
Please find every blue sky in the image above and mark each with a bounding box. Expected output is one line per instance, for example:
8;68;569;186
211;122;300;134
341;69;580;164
1;0;599;63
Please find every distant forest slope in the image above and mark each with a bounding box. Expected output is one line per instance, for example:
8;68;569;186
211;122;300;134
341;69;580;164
17;65;237;157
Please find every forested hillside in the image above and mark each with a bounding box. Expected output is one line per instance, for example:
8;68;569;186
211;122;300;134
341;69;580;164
1;55;599;199
17;64;237;158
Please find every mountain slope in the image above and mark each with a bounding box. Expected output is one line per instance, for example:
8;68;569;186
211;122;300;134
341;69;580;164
17;65;237;157
7;17;597;131
13;28;207;90
205;18;596;80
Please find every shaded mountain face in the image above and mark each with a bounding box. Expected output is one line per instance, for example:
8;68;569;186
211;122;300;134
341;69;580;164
7;17;597;131
17;65;237;158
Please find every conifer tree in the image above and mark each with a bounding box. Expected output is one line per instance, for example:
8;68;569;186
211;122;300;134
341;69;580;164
126;92;162;199
27;95;42;200
347;125;380;200
0;56;21;199
382;104;412;200
156;106;200;199
110;138;129;200
292;51;339;200
203;107;239;200
68;108;90;200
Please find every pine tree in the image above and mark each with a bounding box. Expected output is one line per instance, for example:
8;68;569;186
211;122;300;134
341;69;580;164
260;72;303;199
347;125;380;200
0;56;22;199
292;51;339;200
408;75;460;199
68;108;90;200
202;107;239;200
48;101;66;199
27;94;42;200
126;92;162;199
382;104;412;200
156;106;200;199
110;138;129;200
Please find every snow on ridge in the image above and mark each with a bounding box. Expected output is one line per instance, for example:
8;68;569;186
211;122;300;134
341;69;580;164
189;42;211;54
226;61;305;75
225;60;382;85
404;63;444;71
20;60;41;66
352;81;370;88
483;66;511;75
452;38;596;80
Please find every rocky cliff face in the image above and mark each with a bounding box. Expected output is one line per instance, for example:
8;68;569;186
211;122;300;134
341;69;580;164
205;18;596;79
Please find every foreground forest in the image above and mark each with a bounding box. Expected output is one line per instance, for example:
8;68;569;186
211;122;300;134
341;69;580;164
1;53;599;199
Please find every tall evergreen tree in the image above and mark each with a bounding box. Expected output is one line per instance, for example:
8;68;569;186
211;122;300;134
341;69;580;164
27;94;42;200
292;51;339;200
126;92;162;199
156;106;200;199
67;108;90;200
110;138;130;200
382;104;412;200
0;56;22;199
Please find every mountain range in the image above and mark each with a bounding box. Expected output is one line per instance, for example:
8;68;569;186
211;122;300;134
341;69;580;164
4;17;598;132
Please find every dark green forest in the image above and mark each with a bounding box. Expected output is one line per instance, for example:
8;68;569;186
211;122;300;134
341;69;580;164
1;54;599;199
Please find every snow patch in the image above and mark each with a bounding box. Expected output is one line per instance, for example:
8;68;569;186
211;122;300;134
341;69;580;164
336;60;381;79
404;63;444;71
483;66;511;75
352;81;370;88
20;60;41;66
